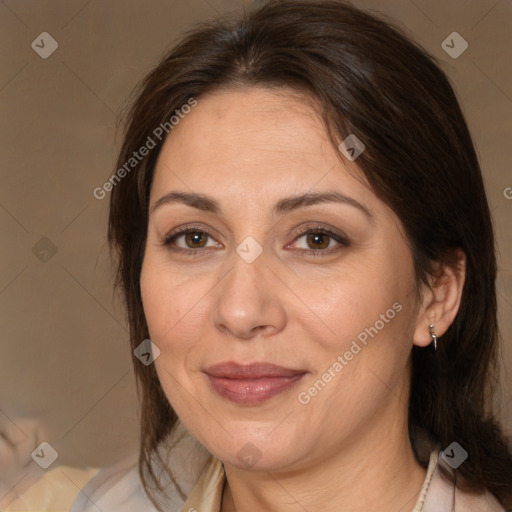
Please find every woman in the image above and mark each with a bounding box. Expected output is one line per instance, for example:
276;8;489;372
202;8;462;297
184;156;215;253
72;1;512;511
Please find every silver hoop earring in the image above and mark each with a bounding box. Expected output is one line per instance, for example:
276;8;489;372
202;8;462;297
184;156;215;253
429;324;438;351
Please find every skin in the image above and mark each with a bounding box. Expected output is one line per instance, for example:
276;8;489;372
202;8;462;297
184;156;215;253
140;87;465;512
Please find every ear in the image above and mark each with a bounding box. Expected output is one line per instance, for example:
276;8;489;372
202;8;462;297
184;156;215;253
412;249;466;348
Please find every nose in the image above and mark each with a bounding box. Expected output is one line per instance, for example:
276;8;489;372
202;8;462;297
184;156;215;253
212;249;287;340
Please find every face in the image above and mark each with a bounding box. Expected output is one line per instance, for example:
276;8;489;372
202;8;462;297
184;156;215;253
140;87;424;472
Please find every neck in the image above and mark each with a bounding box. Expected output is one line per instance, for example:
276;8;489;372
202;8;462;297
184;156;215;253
220;377;427;512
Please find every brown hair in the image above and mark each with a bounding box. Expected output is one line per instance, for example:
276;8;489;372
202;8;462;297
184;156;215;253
108;0;512;509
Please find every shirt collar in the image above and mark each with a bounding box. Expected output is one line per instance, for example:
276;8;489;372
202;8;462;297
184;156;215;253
180;455;225;512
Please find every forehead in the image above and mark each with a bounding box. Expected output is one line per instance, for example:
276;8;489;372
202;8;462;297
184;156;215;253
150;87;377;216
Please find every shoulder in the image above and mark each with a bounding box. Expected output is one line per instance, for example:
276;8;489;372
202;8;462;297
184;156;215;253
70;452;158;512
454;487;507;512
2;465;98;512
70;422;212;512
422;450;507;512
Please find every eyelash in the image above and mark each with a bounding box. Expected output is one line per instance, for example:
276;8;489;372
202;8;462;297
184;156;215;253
161;224;349;257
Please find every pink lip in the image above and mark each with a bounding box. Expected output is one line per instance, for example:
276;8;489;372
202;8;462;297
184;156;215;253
204;362;307;405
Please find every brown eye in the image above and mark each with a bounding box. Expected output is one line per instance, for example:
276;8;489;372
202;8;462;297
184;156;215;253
305;232;330;250
163;227;219;252
289;226;349;256
184;231;208;248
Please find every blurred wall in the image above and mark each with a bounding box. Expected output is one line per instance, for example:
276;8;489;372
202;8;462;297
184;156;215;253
1;0;511;473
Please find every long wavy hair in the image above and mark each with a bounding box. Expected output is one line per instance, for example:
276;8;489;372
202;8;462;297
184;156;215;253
107;0;512;509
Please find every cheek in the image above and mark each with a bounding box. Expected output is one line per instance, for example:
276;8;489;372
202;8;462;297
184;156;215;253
140;255;208;345
310;258;409;350
140;261;205;408
302;251;417;405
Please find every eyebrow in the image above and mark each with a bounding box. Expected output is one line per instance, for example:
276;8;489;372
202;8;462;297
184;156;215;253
150;191;372;219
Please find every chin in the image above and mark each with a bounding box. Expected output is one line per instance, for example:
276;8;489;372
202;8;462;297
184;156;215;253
198;429;305;472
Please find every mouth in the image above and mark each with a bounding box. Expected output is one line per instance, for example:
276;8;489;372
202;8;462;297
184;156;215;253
203;362;308;405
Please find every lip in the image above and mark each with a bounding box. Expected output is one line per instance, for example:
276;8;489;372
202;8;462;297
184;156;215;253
204;362;307;405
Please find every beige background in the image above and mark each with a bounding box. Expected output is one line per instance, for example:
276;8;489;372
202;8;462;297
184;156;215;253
1;0;511;478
